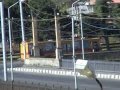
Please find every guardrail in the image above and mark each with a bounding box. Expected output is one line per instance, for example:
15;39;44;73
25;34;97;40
0;53;20;61
101;43;120;50
0;61;23;70
61;59;120;72
89;60;120;72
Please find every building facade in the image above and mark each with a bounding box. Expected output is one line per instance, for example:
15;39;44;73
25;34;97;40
67;0;95;20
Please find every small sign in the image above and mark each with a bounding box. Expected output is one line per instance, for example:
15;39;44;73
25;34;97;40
75;59;88;69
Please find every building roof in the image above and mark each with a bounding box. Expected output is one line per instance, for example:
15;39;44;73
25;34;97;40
112;0;120;3
89;0;96;5
68;0;96;6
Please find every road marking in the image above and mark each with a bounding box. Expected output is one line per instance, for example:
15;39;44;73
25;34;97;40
7;67;120;80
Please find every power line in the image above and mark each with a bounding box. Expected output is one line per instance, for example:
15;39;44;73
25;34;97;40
85;34;120;37
11;17;54;22
83;22;120;31
12;20;31;30
24;2;54;17
9;15;69;22
83;15;120;20
12;18;71;31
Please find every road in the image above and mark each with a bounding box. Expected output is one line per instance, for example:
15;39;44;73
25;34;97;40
0;60;120;90
1;59;120;72
0;71;120;90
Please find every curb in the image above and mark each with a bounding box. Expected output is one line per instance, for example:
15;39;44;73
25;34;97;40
96;73;120;80
7;68;120;80
7;68;86;77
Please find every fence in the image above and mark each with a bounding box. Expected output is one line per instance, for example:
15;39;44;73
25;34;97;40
88;60;120;72
61;59;120;73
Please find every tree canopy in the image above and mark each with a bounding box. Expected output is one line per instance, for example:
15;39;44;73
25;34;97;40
3;0;120;44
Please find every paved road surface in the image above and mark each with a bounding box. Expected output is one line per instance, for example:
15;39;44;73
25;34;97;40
0;71;120;90
0;60;120;90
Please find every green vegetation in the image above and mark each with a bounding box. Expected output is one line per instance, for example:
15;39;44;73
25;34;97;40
2;0;120;51
94;0;120;50
3;0;71;42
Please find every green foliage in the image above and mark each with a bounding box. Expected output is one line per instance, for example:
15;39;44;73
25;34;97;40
28;0;55;17
112;4;120;29
4;0;20;17
51;0;70;14
112;4;120;17
94;0;120;51
4;0;15;6
27;0;56;41
94;0;112;17
3;0;72;42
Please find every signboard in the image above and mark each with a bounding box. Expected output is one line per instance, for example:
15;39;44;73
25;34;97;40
75;59;95;78
75;59;88;69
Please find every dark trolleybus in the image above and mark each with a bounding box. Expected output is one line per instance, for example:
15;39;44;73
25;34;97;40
27;38;100;58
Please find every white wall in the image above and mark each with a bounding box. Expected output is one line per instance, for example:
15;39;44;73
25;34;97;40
67;2;94;20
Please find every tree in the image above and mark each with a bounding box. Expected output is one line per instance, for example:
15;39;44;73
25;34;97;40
3;0;73;42
95;0;111;17
51;0;70;13
94;0;113;50
112;3;120;31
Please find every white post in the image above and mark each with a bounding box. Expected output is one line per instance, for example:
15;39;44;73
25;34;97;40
31;11;40;57
8;1;19;81
72;0;80;90
79;6;85;60
8;8;13;81
0;2;7;81
19;0;26;60
54;10;62;67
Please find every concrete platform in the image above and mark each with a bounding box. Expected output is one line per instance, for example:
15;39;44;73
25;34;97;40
25;58;60;67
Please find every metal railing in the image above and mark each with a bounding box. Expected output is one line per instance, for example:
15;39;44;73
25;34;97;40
88;60;120;72
61;59;120;72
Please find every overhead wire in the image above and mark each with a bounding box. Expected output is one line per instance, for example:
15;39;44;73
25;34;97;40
12;17;72;30
83;15;120;20
12;20;31;30
85;34;120;37
24;2;54;17
9;15;69;22
83;22;120;30
9;2;120;39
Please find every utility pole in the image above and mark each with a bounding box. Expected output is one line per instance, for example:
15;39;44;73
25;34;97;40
79;5;85;60
31;11;40;57
8;1;19;81
11;17;14;43
19;0;26;60
0;1;7;81
75;4;80;37
54;9;62;68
